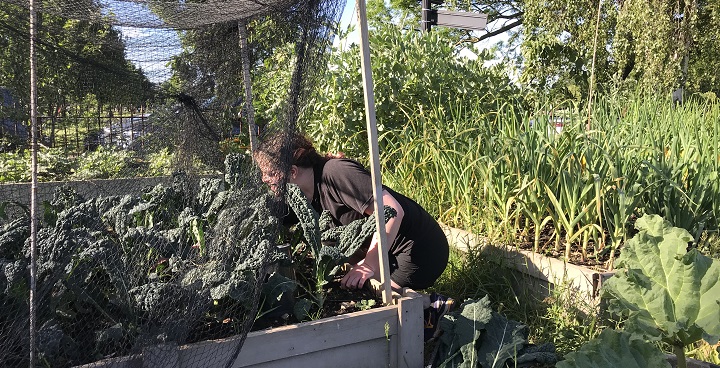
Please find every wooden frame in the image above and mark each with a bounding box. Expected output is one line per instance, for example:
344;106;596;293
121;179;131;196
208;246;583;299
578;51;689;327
81;290;424;368
443;226;615;306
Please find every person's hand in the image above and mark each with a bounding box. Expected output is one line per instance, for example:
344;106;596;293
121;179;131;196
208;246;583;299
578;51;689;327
340;263;375;290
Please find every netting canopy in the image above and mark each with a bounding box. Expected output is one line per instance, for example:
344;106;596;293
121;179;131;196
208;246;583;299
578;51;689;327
0;0;346;365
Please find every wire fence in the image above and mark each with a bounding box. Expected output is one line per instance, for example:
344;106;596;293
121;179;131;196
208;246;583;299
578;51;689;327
0;0;345;366
1;106;152;151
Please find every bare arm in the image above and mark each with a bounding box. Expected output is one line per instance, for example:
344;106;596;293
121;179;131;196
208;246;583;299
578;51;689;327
340;189;404;289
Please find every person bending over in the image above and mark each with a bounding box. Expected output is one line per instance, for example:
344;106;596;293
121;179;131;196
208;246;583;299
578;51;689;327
255;131;453;341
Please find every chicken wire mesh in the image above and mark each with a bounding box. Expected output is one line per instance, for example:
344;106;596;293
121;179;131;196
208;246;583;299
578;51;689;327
0;0;345;365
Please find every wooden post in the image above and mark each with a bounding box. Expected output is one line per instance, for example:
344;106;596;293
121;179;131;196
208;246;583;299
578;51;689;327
398;289;424;368
238;20;258;152
28;0;39;364
356;0;393;306
74;105;79;149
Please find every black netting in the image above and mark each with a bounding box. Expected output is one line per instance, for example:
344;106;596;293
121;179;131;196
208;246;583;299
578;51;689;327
0;0;345;365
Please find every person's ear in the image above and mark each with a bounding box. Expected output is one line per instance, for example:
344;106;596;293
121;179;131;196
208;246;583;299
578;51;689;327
289;165;298;180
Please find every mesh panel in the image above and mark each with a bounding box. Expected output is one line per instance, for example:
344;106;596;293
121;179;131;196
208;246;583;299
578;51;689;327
0;0;345;365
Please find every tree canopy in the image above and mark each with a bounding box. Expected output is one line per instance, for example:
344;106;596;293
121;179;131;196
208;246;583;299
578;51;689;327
0;1;154;118
381;0;720;101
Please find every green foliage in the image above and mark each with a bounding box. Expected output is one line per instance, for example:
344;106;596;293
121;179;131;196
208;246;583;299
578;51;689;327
74;146;134;179
556;329;671;368
304;22;519;159
286;183;397;269
0;3;153;119
521;0;720;99
602;214;720;347
433;295;557;368
0;150;29;182
163;13;302;131
0;154;280;366
0;146;182;183
146;148;176;177
378;93;720;269
283;183;397;307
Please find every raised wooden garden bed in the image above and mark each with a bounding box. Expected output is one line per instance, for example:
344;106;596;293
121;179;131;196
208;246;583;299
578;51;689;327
81;289;424;368
442;226;615;305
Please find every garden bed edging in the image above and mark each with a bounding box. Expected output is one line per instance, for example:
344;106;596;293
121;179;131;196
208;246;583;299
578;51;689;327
442;226;615;306
79;289;424;368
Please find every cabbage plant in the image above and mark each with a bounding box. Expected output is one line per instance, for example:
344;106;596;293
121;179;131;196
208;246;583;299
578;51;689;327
599;214;720;368
556;329;671;368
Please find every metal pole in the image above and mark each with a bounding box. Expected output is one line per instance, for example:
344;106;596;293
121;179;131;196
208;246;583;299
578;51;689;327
28;0;39;365
238;20;258;151
356;0;393;305
421;0;432;32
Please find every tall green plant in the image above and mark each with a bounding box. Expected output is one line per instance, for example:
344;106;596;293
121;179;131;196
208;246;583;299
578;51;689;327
305;22;520;159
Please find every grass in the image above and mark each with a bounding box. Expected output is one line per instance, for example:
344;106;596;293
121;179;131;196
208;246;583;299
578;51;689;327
429;244;608;359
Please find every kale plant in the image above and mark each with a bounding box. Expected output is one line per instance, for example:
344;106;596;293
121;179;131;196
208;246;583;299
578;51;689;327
0;153;283;367
284;183;396;318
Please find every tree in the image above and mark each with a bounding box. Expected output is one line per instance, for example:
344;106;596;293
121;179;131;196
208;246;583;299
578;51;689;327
0;1;154;140
375;0;720;101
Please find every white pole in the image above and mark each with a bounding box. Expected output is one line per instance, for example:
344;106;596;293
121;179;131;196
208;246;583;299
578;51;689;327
29;0;39;365
238;20;258;152
356;0;393;305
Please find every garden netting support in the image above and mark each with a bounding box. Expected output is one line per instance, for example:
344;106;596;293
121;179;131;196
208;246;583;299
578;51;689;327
0;0;345;366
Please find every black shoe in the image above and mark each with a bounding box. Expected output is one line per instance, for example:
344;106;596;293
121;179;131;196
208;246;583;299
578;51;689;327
424;292;455;342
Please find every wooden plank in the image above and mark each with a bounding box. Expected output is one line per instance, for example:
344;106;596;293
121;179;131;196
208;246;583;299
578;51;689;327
356;0;394;306
241;338;394;368
397;290;424;368
81;290;423;368
177;304;400;367
143;343;179;368
74;354;142;368
443;225;615;302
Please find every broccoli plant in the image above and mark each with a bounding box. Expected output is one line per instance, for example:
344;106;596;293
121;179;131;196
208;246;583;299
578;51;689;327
559;214;720;368
432;296;557;368
601;214;720;368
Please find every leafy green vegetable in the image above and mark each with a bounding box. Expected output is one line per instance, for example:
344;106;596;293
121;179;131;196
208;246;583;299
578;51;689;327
285;184;322;257
556;329;671;368
602;214;720;346
0;153;282;366
285;183;398;287
433;296;546;368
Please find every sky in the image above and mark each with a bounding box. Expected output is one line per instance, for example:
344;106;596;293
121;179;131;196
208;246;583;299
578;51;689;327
118;0;510;84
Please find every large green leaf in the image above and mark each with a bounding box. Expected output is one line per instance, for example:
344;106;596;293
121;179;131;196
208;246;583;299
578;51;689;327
434;296;530;368
475;314;527;368
556;329;671;368
602;214;720;345
435;296;493;368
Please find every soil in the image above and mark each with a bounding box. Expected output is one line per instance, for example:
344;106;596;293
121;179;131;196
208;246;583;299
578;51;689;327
509;218;640;272
251;275;384;331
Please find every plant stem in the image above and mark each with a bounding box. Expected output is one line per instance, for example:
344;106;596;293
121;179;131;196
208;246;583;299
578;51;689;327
673;344;687;368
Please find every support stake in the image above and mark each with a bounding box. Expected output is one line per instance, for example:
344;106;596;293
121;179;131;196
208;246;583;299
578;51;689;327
29;0;39;365
356;0;393;305
238;20;258;151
